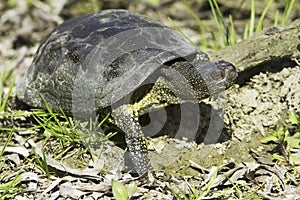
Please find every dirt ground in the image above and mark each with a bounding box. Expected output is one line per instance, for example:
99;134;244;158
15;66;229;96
1;0;300;199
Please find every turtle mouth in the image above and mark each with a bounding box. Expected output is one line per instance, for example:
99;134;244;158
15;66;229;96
225;68;238;88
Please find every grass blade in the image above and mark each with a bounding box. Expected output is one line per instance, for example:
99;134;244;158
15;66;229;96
183;4;210;49
0;128;14;158
249;0;256;37
282;0;296;25
256;0;273;32
274;10;279;27
209;0;225;48
229;15;237;45
168;17;198;50
0;77;15;112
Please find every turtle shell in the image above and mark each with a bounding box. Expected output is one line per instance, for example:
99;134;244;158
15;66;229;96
17;9;206;115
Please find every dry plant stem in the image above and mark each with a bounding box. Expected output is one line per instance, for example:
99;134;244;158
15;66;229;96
280;141;292;166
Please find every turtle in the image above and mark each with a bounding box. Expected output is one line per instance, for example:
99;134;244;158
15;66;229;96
16;9;238;175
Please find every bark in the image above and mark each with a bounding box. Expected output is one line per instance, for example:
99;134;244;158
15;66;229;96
209;19;300;84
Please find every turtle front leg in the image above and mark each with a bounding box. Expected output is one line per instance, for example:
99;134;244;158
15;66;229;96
112;104;152;175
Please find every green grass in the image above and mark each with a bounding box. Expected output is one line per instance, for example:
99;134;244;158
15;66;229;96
281;0;296;25
0;67;15;112
32;109;113;151
0;66;24;198
0;128;23;200
0;173;23;200
0;128;14;159
261;109;300;166
180;0;298;50
28;95;116;170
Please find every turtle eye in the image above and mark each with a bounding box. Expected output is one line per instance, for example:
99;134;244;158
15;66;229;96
210;69;225;80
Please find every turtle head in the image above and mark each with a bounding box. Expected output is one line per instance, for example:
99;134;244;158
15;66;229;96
203;60;237;90
192;59;237;98
166;57;237;102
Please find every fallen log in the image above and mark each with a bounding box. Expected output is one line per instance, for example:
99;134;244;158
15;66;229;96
210;19;300;84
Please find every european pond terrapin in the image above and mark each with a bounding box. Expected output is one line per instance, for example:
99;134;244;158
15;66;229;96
17;9;238;175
